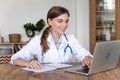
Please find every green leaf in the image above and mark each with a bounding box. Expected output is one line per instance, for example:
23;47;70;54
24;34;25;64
23;23;36;31
35;19;45;32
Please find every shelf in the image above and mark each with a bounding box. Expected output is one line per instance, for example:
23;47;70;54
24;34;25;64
96;26;112;29
89;0;120;53
0;41;27;64
0;41;28;45
96;10;115;13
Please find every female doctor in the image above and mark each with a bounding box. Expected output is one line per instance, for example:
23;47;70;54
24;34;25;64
10;6;92;70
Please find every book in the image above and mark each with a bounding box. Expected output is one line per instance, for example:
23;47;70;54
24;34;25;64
14;44;23;53
22;63;73;73
17;44;22;50
13;44;18;53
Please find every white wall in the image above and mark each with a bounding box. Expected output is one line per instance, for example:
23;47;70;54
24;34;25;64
0;0;76;41
76;0;90;50
0;0;90;50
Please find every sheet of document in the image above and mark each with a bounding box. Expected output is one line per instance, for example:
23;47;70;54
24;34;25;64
23;65;57;73
22;63;73;73
45;63;73;68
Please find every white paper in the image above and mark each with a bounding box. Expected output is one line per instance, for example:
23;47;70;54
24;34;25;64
22;63;73;73
23;65;57;73
45;63;73;68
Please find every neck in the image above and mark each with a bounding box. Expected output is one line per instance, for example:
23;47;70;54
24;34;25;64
51;32;61;44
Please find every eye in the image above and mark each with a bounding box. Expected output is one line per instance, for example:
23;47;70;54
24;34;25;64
65;19;69;23
57;20;63;23
66;20;69;23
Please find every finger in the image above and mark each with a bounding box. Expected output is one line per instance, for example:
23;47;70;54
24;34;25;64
33;60;41;69
31;64;37;69
85;57;90;66
30;63;41;70
84;60;89;67
85;56;92;66
82;60;87;67
28;61;41;70
82;56;92;67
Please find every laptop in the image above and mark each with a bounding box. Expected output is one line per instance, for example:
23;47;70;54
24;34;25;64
64;40;120;75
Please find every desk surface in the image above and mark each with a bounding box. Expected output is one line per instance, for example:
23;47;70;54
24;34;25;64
0;63;120;80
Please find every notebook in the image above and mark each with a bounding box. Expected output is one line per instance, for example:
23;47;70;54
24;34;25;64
64;40;120;75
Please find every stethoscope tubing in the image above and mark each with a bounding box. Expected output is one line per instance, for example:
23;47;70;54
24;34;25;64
64;34;73;55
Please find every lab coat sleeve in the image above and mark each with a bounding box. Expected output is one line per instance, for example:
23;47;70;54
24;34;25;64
69;34;93;62
10;35;42;64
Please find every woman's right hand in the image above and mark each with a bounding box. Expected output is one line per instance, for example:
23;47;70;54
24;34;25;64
26;60;41;70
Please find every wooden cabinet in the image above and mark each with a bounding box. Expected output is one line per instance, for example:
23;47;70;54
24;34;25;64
89;0;120;53
0;41;27;64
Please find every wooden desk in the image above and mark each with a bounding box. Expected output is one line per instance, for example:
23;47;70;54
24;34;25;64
0;64;120;80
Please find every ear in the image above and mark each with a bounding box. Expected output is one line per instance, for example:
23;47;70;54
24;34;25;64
48;18;52;25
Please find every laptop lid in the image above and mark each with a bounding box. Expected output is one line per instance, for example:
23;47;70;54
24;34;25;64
64;40;120;75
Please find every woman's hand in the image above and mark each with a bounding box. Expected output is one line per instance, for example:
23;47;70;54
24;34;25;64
26;60;41;70
82;56;92;67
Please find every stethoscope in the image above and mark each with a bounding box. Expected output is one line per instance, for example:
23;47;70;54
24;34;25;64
41;34;73;61
63;34;73;55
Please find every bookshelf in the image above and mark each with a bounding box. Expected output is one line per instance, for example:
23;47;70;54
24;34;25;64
0;41;27;64
89;0;120;53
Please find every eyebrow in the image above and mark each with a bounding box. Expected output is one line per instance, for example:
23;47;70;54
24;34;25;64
56;18;69;21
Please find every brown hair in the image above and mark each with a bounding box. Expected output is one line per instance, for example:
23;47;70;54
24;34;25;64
40;6;70;53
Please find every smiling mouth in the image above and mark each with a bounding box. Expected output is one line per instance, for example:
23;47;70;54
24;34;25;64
61;29;66;32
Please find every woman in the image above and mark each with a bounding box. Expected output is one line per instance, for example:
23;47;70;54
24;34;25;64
10;6;92;70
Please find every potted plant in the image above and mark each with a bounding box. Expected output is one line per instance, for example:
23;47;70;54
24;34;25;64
35;19;45;32
23;19;45;40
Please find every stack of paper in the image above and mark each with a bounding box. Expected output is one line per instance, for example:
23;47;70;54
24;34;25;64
22;63;73;73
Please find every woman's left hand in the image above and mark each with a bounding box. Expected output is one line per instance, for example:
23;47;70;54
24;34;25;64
82;56;92;67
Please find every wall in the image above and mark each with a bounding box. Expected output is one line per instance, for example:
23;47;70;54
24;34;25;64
0;0;90;50
0;0;76;41
76;0;90;50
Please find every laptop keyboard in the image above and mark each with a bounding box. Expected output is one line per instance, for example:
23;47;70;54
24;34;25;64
76;67;89;73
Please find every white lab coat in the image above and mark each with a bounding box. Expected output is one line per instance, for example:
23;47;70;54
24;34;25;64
10;33;92;64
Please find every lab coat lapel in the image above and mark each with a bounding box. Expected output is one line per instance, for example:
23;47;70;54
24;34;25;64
58;35;68;51
45;34;60;62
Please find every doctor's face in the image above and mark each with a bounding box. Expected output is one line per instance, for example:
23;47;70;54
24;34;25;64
48;13;69;35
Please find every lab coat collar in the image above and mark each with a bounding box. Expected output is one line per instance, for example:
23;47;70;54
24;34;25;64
47;33;68;45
